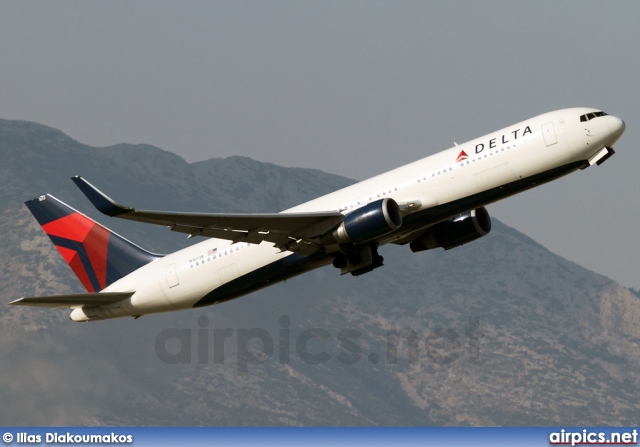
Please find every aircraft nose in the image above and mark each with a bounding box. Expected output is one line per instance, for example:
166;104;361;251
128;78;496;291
607;115;626;141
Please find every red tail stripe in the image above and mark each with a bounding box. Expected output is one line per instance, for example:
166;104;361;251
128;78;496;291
43;213;94;242
84;224;110;290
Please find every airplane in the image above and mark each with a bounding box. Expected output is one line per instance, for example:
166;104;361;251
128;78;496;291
10;108;625;321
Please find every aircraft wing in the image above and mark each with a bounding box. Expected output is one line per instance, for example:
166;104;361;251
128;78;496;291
71;176;345;255
10;291;134;309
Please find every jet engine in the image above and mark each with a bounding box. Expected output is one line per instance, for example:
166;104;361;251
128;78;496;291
322;198;402;245
409;207;491;252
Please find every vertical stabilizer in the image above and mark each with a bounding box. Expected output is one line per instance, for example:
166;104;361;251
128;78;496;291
25;194;161;292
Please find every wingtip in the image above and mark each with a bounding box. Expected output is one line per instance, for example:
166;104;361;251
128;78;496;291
71;176;131;217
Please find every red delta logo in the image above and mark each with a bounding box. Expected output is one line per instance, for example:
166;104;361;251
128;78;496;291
42;212;110;292
456;150;468;162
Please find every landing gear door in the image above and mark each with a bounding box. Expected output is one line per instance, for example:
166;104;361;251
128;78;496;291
542;122;558;146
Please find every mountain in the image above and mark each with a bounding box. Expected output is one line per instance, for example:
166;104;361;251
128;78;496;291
1;119;639;425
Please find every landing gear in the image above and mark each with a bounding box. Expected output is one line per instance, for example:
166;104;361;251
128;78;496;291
332;254;347;269
332;244;384;276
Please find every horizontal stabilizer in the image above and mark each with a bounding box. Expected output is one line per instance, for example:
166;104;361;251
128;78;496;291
10;291;134;309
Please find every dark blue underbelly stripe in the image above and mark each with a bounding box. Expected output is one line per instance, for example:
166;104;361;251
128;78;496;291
193;252;332;307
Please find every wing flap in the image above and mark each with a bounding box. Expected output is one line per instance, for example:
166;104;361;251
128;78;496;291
169;224;271;243
10;291;134;309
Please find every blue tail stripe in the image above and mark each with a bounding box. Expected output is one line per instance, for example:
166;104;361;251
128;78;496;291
48;235;103;292
105;235;160;285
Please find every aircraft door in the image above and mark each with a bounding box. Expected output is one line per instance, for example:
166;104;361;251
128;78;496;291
542;122;558;146
165;264;179;288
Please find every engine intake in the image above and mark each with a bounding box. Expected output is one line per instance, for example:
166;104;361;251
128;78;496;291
323;198;402;245
410;207;491;252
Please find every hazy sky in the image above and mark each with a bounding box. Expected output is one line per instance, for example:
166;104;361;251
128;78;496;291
1;1;639;289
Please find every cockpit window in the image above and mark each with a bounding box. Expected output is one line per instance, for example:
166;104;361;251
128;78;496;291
580;111;608;122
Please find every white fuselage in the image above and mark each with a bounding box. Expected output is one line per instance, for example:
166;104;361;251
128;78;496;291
73;108;625;321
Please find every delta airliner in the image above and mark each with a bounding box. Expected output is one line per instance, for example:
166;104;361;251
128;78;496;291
11;108;625;321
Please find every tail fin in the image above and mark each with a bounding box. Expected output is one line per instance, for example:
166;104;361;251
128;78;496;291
25;194;162;292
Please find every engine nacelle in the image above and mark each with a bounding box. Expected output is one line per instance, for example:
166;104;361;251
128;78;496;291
323;198;402;245
410;207;491;252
